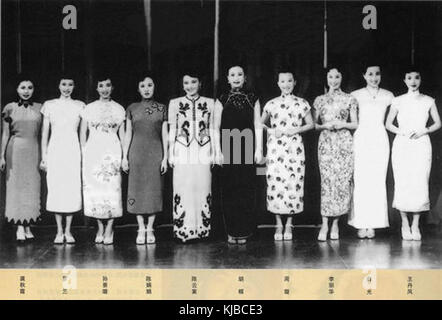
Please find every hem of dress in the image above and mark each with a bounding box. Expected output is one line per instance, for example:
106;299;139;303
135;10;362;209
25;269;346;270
46;209;82;215
348;223;390;229
6;216;40;224
393;205;429;213
127;210;162;215
84;215;123;219
228;234;253;240
175;234;210;242
268;210;303;215
321;212;348;217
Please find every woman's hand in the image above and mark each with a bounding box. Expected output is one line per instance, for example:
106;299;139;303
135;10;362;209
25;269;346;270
121;158;129;173
160;158;168;175
332;121;346;130
0;157;5;171
410;129;428;139
168;153;175;168
216;152;224;167
39;159;47;171
323;122;335;130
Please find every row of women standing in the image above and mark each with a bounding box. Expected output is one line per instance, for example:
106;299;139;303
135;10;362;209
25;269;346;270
1;64;440;246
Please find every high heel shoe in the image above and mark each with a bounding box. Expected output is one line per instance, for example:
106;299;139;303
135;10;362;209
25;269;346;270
330;225;339;240
64;233;76;244
136;228;146;245
145;228;156;244
16;228;26;242
103;232;114;245
24;227;34;240
357;229;367;239
411;227;421;241
366;229;375;239
401;226;412;241
317;226;328;242
53;234;64;244
274;225;283;241
95;231;104;244
283;225;293;241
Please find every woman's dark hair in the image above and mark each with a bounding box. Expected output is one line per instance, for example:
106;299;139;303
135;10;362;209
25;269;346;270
95;74;112;85
402;65;421;76
276;65;296;82
181;69;202;82
361;61;381;75
15;73;34;87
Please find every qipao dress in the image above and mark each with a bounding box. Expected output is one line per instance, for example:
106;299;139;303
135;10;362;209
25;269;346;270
126;100;167;214
41;98;84;213
2;101;42;223
263;94;310;214
219;88;258;239
81;100;125;219
168;96;216;241
391;91;434;212
348;88;393;229
313;89;358;217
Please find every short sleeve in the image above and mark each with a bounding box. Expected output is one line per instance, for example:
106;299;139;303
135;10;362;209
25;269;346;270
391;97;400;112
41;101;51;119
1;104;13;123
313;96;323;113
160;103;168;122
126;104;134;120
117;105;126;124
348;95;358;113
263;100;273;116
301;99;311;118
80;104;89;120
167;99;177;128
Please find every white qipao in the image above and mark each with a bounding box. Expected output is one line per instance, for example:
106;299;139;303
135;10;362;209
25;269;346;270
391;91;434;212
41;98;84;213
349;88;393;229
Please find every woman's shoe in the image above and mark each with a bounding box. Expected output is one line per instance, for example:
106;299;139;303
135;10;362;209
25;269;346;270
366;229;375;239
103;232;114;245
330;225;339;240
317;226;328;241
16;228;26;242
24;227;34;240
274;225;283;241
283;225;293;241
237;239;247;245
136;228;146;245
95;232;104;244
411;227;422;241
146;228;156;244
357;229;367;239
64;233;76;244
401;226;413;241
53;234;64;244
227;235;237;244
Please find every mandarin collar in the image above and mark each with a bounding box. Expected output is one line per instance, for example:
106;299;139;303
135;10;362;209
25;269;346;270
18;99;33;108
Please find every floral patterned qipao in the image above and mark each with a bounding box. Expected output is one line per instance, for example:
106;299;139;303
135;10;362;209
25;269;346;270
81;100;125;219
263;94;311;214
314;89;358;217
169;96;217;241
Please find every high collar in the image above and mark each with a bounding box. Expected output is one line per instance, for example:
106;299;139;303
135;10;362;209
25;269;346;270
18;99;33;107
407;90;420;97
328;88;342;95
185;95;200;102
230;87;244;94
281;93;294;99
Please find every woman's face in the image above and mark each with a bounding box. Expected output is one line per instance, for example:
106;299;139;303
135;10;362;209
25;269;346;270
17;81;34;101
363;66;381;88
183;75;200;96
59;79;74;98
327;68;342;91
97;79;113;99
138;77;154;99
404;72;421;91
227;66;245;89
277;72;296;95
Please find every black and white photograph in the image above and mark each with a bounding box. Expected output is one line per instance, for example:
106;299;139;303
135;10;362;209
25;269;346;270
0;0;441;300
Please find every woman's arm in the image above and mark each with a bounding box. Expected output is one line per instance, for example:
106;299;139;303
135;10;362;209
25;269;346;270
160;119;168;174
212;100;223;166
385;105;404;136
80;118;88;148
121;115;132;173
0;118;10;171
40;116;50;170
168;101;176;168
254;100;263;164
411;102;442;139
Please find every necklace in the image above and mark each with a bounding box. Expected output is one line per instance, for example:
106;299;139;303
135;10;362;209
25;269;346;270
366;87;380;99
